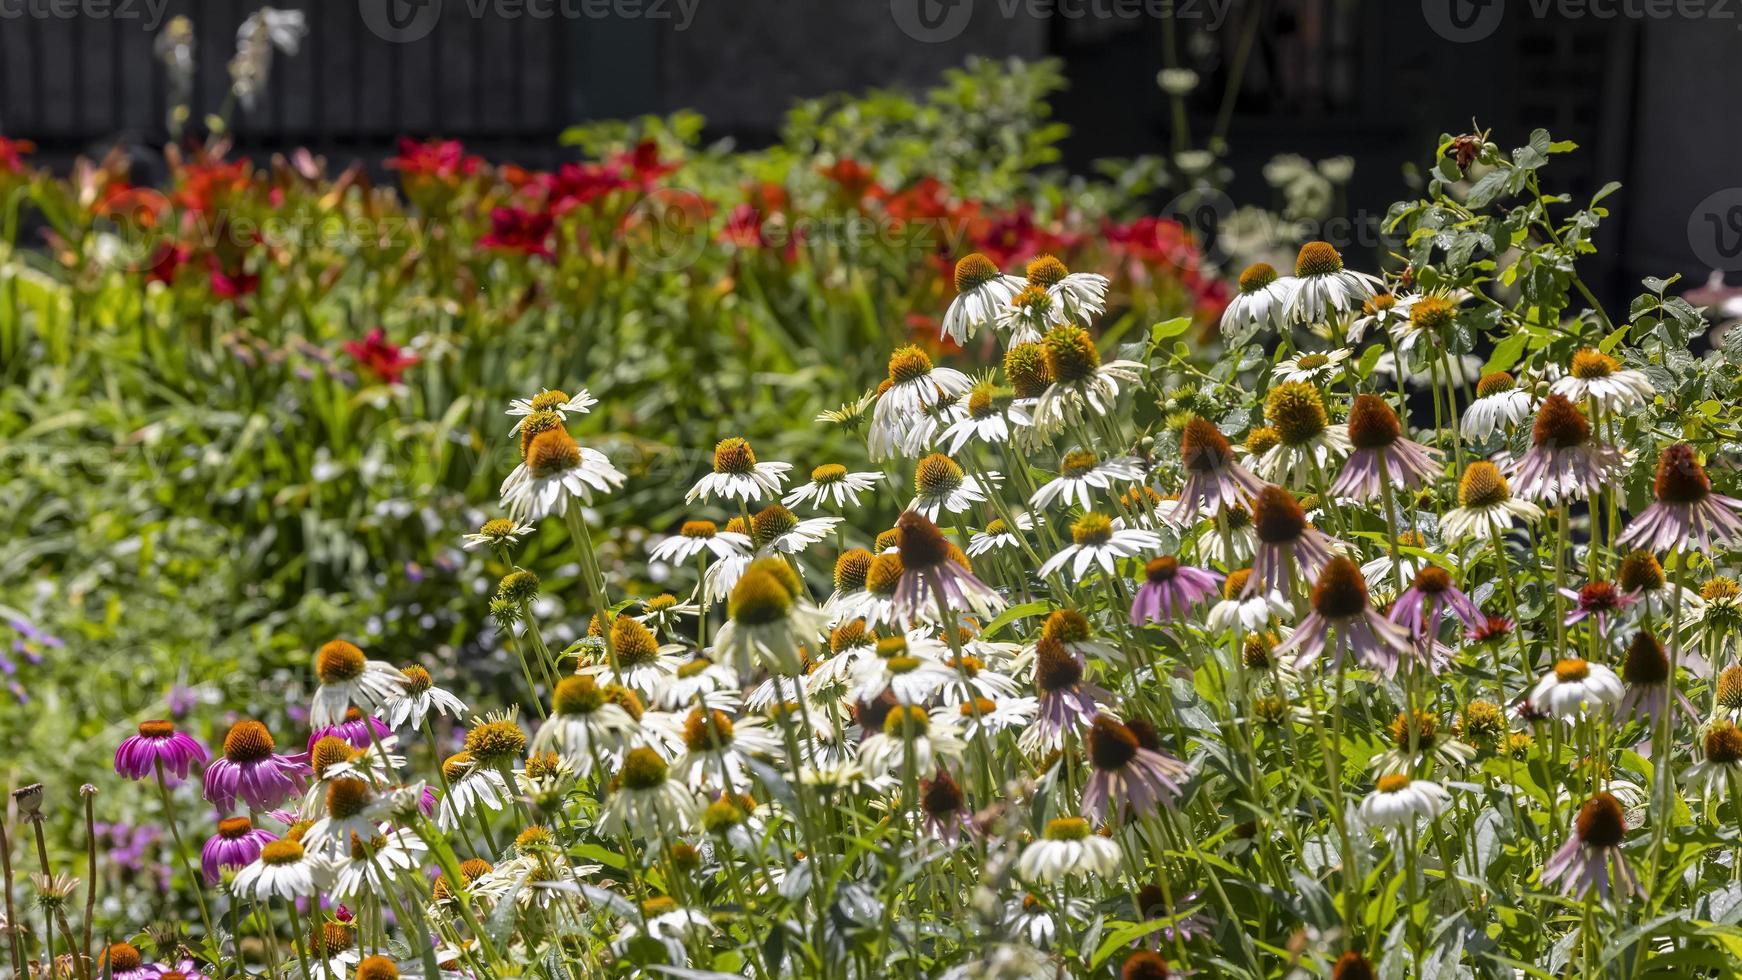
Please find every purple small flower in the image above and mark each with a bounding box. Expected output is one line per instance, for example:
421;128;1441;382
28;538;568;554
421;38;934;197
114;720;209;781
1129;556;1221;626
1330;395;1440;502
1171;418;1266;522
1542;792;1639;900
307;711;393;753
1280;557;1413;678
1620;443;1742;553
1561;581;1637;636
1246;486;1342;599
1024;641;1111;755
1081;715;1187;822
202;815;279;884
1389;566;1484;665
203;720;311;812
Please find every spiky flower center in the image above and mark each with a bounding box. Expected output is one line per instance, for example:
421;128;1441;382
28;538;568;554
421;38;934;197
1059;450;1099;479
1574;792;1626;847
728;569;795;625
1376;773;1411;793
1461;701;1505;742
1043;325;1100;384
1409;295;1455;333
310;736;357;779
1241;633;1274;669
1390;712;1438;750
984;518;1010;537
1331;951;1376;980
915;454;965;498
323;777;369;819
498;569;540;604
518;411;565;458
525;428;581;477
831;619;872;653
1043;816;1091;841
356;955;400;980
1012;284;1053;314
954;252;999;292
1243;426;1281;456
397;665;432;695
1179;417;1232;471
1705;577;1741;602
105;944;143;973
1475;372;1516;399
1458;462;1511;508
865;553;904;597
1145;556;1180;583
1531;393;1591;449
1071;512;1114;546
465;721;527;763
1252;486;1308;545
316;639;365;683
1042;608;1092;644
1265;381;1328;446
1086;715;1140;771
1717;666;1742;709
224;720;276;763
1346;394;1402;449
882;704;930;738
888;346;934;385
1411;567;1451;595
1577;582;1622;614
1223;568;1253;600
1003;342;1054;399
1654;443;1710;504
1238;262;1278;293
1553;658;1590;682
553;675;604;715
1618;550;1664;592
681;520;718;539
1622;632;1668;685
834;549;873;592
713;437;757;475
618;746;669;791
1026;254;1068;286
966;383;999;419
1294;241;1344;277
921;769;965;816
611;616;661;666
684;708;736;751
896;510;955;570
1708;722;1742;764
751;504;799;549
1570;348;1618;380
1311;557;1369;619
524;751;561;779
138;719;176;738
529;389;572;412
807;463;849;487
260;839;305;866
959;697;998;719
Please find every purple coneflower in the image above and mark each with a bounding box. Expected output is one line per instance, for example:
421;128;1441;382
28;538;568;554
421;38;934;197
1279;556;1413;677
1129;556;1221;626
891;510;1004;623
204;719;311;812
1329;394;1438;501
1507;393;1622;503
201;814;278;883
98;942;154;980
1616;631;1673;724
1619;443;1742;553
1541;791;1639;899
1081;715;1188;822
1561;580;1636;636
307;708;393;752
1389;566;1483;647
919;768;973;844
1021;637;1112;754
1172;417;1266;521
1245;485;1340;599
114;719;208;781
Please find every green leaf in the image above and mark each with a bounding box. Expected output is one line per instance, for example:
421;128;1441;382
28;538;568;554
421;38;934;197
1150;317;1192;342
978;600;1049;640
1484;332;1529;374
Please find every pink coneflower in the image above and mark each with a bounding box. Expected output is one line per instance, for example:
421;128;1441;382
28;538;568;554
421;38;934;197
203;720;311;812
1080;715;1188;822
1279;557;1413;677
1245;485;1340;599
154;959;211;980
1561;580;1636;636
201;815;278;883
1171;417;1266;521
97;942;153;980
1541;791;1639;900
1129;556;1221;626
114;720;208;781
306;709;393;752
1619;443;1742;553
891;511;1005;623
1329;395;1439;501
1616;631;1674;724
1466;614;1515;646
1389;566;1483;648
1020;638;1112;755
1507;394;1622;504
919;768;973;845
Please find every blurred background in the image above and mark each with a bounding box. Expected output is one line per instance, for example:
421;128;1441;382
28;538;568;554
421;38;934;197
1;0;1731;305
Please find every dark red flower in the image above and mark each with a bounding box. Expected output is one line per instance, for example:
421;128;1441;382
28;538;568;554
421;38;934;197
206;253;258;299
480;206;555;260
343;328;419;385
0;137;34;174
386;138;482;183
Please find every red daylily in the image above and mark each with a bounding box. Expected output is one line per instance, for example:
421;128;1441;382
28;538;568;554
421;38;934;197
386;138;482;184
0;137;34;174
480;206;555;260
343;328;419;385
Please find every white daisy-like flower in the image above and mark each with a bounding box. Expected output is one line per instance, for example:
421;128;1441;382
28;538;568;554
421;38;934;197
599;747;701;840
231;839;322;901
460;518;535;551
634;593;702;635
874;346;974;427
656;655;741;712
711;559;831;678
672;707;783;791
1037;513;1162;582
310;640;405;729
1025;254;1110;323
1345;291;1419;344
506;387;596;433
300;778;382;860
850;635;956;704
500;428;625;521
1030;325;1144;433
1207;571;1293;632
648;519;753;565
1220;262;1298;342
1684;723;1742;800
998;283;1068;345
578;616;686;700
329;827;427;901
1440;462;1544;542
531;676;639;775
939;383;1031;453
614;898;716;964
952;695;1039;740
1028;449;1146;512
1254;381;1351;489
1550;348;1655;412
686;437;791;505
942;253;1026;345
967;512;1036;557
1285;241;1384;324
1461;371;1536;441
381;665;467;732
1529;657;1622;721
783;464;882;510
746;504;841;556
1272;347;1351;385
1016;817;1122;883
1359;774;1451;829
436;754;512;831
909;453;1000;521
857;704;966;776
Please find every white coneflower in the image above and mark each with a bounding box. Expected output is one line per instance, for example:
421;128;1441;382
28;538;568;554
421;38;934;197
1440;461;1544;541
686;437;791;505
1038;513;1162;582
967;513;1036;557
851;635;956;705
230;838;321;902
1346;291;1418;344
857;704;966;776
461;517;535;551
1255;381;1350;489
531;676;638;774
1029;449;1146;512
381;665;467;732
600;747;701;840
301;777;380;859
309;640;404;729
1285;242;1383;324
1685;722;1742;800
579;616;685;700
436;752;511;831
747;503;841;556
998;283;1068;346
613;896;716;964
1359;773;1450;828
1460;371;1535;441
873;345;974;433
942;253;1026;345
711;558;830;679
634;593;702;635
909;452;999;521
1030;325;1144;433
1529;658;1622;721
1220;262;1296;342
229;7;305;110
940;380;1031;452
953;695;1039;739
657;654;741;712
329;828;426;901
648;519;753;565
783;463;882;510
501;426;625;521
673;707;783;791
507;387;596;433
1272;348;1351;385
1026;255;1109;323
1551;348;1655;412
1207;569;1292;633
1016;817;1121;883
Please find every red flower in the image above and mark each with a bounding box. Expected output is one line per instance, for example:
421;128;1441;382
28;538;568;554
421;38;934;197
343;328;419;385
0;137;34;174
545;162;632;214
611;140;677;188
972;209;1077;271
206;253;259;299
480;206;555;260
820;158;880;204
174;158;252;215
386;138;481;183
